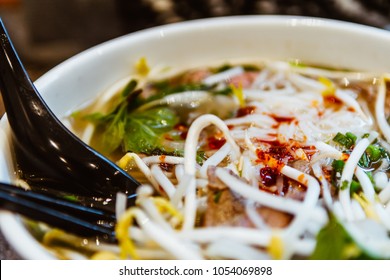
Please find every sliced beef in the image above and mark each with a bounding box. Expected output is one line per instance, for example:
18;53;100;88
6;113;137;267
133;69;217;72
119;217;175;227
203;166;292;228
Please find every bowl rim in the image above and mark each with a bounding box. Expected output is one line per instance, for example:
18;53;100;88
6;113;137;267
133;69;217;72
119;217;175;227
1;15;390;259
33;14;390;93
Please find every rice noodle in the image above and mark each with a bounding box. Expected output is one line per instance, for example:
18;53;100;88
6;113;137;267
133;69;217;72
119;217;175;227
339;138;370;221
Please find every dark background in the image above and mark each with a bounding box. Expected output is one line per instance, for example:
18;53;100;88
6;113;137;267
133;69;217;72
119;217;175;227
1;0;390;83
1;0;390;259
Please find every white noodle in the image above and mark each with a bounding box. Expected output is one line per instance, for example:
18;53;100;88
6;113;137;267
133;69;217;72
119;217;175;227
379;181;390;204
142;155;185;166
224;114;276;127
205;239;270;260
373;171;388;191
311;162;333;209
374;203;390;231
171;173;192;208
150;164;176;199
178;227;314;256
80;123;95;145
335;89;369;122
202;66;244;86
375;77;390;142
354;167;376;202
115;192;128;222
174;164;185;184
245;201;269;230
138;197;175;232
184;114;241;175
288;72;325;91
351;199;366;220
215;168;327;223
339;138;370;221
199;142;231;178
131;208;203;259
123;153;160;192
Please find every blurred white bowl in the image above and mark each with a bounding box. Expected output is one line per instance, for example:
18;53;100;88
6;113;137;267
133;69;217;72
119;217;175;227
1;15;390;259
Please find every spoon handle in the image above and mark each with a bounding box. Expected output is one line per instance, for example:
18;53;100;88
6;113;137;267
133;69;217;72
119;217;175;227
0;182;116;242
0;19;140;200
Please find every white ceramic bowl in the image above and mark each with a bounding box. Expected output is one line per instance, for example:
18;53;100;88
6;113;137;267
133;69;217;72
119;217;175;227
1;15;390;259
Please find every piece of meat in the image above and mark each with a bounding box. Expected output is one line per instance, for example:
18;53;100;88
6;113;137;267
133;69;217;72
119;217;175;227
207;166;228;190
204;188;252;227
181;68;212;84
257;207;292;228
203;166;292;228
229;71;258;88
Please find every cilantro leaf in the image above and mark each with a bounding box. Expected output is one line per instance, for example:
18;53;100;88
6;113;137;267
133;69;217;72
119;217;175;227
123;107;179;154
310;215;369;260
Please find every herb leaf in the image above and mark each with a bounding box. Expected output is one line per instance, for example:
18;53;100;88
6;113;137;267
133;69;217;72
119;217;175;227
94;103;127;154
310;215;365;259
123;107;179;154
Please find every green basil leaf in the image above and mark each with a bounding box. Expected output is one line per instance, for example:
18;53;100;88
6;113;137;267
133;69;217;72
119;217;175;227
310;215;366;260
123;107;179;154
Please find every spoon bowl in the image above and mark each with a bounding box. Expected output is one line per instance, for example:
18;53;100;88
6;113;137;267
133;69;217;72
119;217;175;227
0;19;139;204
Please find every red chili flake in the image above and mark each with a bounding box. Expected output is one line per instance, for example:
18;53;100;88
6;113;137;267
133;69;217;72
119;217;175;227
174;123;187;131
321;166;332;182
269;114;295;123
179;131;188;140
254;139;280;145
159;155;166;162
208;136;226;150
301;145;317;160
227;124;235;130
255;133;277;141
268;146;294;162
256;150;268;162
260;167;278;187
174;123;188;140
256;150;284;171
236;106;256;117
324;95;343;105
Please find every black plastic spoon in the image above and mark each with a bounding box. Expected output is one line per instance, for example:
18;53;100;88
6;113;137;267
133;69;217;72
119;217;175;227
0;182;116;242
0;19;140;204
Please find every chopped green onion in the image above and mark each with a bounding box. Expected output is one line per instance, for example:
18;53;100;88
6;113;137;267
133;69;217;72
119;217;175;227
332;159;345;173
358;144;387;168
341;180;350;190
350;180;361;195
332;159;345;186
358;151;370;168
213;191;223;203
345;132;357;144
366;145;382;162
333;132;356;149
